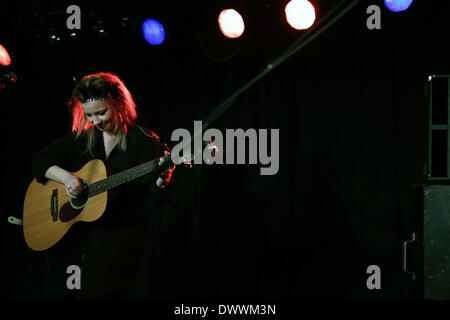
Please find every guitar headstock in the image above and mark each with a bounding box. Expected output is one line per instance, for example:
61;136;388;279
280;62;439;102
167;140;219;168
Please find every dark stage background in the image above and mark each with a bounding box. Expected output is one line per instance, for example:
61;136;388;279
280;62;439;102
1;0;450;300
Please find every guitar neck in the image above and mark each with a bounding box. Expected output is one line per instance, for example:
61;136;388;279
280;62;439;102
88;155;170;196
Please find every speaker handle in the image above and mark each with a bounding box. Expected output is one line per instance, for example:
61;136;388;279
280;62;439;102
402;233;417;281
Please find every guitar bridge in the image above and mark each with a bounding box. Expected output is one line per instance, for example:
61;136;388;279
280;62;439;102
51;189;58;222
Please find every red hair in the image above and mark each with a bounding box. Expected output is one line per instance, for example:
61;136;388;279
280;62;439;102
68;72;138;154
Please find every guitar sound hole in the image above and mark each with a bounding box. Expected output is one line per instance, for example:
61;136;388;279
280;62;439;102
70;189;90;209
59;190;90;223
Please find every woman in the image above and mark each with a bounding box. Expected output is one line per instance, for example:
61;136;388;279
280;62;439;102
31;71;175;299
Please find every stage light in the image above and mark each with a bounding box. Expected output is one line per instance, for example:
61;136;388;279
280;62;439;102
93;20;109;37
47;28;62;44
218;9;245;39
118;17;136;33
0;44;11;66
285;0;316;30
384;0;413;12
141;19;166;45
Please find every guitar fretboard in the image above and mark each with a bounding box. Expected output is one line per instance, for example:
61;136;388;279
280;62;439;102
87;155;169;196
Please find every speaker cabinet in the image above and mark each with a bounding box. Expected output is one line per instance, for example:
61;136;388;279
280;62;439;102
407;184;450;299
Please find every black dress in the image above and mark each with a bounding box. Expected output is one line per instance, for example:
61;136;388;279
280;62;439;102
30;125;172;299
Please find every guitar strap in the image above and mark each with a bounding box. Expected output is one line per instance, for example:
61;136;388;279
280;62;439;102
7;216;23;226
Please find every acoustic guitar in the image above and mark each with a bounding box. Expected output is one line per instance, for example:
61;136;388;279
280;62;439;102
22;154;189;251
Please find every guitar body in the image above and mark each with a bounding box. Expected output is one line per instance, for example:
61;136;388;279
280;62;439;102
23;159;108;251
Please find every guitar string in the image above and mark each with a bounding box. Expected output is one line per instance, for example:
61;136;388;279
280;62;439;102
97;152;191;193
55;152;193;204
55;158;159;203
89;158;160;193
54;156;164;204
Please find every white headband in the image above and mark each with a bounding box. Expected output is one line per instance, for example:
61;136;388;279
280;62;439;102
80;97;107;103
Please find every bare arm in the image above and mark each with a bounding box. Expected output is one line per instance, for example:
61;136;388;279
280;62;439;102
45;165;85;198
44;165;74;184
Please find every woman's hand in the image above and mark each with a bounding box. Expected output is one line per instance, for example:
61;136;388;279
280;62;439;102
63;174;86;198
157;151;176;188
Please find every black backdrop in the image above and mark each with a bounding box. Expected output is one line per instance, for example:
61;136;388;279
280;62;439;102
1;0;449;300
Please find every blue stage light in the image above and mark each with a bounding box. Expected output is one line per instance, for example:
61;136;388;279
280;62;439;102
141;19;166;45
384;0;413;12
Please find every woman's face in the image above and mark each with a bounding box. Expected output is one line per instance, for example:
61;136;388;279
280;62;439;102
82;100;115;132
